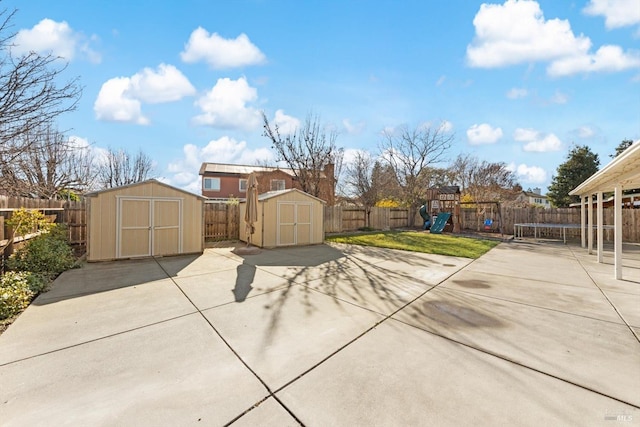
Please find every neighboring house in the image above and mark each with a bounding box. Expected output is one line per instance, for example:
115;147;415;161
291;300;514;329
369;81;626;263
199;162;336;205
515;187;552;208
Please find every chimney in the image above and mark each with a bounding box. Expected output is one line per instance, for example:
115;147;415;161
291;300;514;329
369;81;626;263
533;187;541;195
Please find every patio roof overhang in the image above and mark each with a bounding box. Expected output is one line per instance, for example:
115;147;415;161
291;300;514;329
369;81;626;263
569;142;640;196
568;142;640;280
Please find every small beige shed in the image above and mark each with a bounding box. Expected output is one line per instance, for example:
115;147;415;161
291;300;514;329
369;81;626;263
239;189;325;248
86;179;205;261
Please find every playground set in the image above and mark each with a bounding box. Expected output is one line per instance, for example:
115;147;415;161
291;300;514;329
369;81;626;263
419;186;461;234
419;186;503;235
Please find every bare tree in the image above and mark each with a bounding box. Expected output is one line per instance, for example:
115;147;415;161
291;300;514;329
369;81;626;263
0;125;94;198
449;154;518;202
97;148;154;189
345;151;378;225
0;7;81;160
379;121;454;224
262;111;343;199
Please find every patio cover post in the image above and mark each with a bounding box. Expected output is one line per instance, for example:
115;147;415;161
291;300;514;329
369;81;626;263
614;186;623;280
587;194;593;254
580;196;586;248
597;192;603;263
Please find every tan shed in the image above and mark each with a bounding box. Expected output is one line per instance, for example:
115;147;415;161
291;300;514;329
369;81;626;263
239;189;325;248
86;179;205;261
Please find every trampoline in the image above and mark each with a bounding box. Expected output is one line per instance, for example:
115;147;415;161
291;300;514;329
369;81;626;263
514;223;615;243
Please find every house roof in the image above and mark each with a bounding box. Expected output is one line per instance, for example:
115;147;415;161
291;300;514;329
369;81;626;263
199;162;296;177
521;191;548;198
85;179;206;199
569;142;640;195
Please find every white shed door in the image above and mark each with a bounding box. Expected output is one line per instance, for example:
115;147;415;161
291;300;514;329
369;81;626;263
118;197;182;258
118;198;152;258
277;202;312;246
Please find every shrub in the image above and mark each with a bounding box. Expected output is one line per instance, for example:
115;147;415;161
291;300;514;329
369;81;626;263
6;224;77;278
0;271;45;320
5;208;52;239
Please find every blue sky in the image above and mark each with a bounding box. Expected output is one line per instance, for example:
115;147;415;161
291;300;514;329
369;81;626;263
8;0;640;194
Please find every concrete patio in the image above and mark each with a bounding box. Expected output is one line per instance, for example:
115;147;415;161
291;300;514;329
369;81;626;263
0;240;638;426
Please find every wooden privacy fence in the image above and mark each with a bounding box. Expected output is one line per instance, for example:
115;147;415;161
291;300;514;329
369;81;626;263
1;197;638;248
204;203;239;241
0;196;85;257
460;207;640;242
324;206;410;232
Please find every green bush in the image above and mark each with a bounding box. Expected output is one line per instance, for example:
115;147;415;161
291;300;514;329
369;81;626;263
0;271;45;320
6;224;77;278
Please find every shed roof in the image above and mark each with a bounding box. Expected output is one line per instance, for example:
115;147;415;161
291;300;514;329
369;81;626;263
250;188;327;203
85;179;206;199
439;186;460;194
569;142;640;195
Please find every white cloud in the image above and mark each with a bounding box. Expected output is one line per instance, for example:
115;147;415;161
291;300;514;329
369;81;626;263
467;0;591;68
583;0;640;29
436;75;446;86
180;27;266;69
508;163;547;183
577;126;595;138
14;18;100;63
274;109;300;135
343;119;366;135
466;0;640;76
547;44;640;77
94;77;148;125
441;120;454;133
129;64;196;104
466;123;503;145
343;120;365;135
549;90;568;104
513;127;539;141
193;77;261;130
165;137;275;193
94;64;195;124
507;88;528;99
514;127;563;152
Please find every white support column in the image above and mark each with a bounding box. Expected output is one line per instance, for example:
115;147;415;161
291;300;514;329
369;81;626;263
614;186;623;280
580;195;586;248
587;194;593;254
597;191;603;263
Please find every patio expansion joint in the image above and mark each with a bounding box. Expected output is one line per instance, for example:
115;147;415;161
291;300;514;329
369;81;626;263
567;245;640;345
152;258;306;427
440;286;635;330
267;254;471;395
389;316;640;410
0;312;198;368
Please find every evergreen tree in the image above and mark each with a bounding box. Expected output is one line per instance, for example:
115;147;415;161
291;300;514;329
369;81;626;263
547;145;600;207
611;139;633;158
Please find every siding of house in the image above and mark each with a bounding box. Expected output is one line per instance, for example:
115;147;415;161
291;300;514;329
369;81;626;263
200;163;336;205
202;175;249;199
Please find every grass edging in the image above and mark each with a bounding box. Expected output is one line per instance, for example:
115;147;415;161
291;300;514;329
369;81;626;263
326;230;499;259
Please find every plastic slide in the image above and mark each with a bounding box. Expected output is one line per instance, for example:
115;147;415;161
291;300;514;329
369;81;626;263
430;212;451;234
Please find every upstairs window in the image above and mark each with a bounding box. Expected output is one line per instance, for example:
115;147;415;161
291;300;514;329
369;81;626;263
270;179;285;191
203;177;220;191
239;179;247;192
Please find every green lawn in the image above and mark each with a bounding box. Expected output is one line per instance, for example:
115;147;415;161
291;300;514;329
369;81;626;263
326;230;499;259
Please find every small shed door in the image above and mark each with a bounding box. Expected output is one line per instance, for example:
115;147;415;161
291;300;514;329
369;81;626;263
277;202;312;246
117;197;182;258
153;199;182;256
118;198;152;258
296;203;312;245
